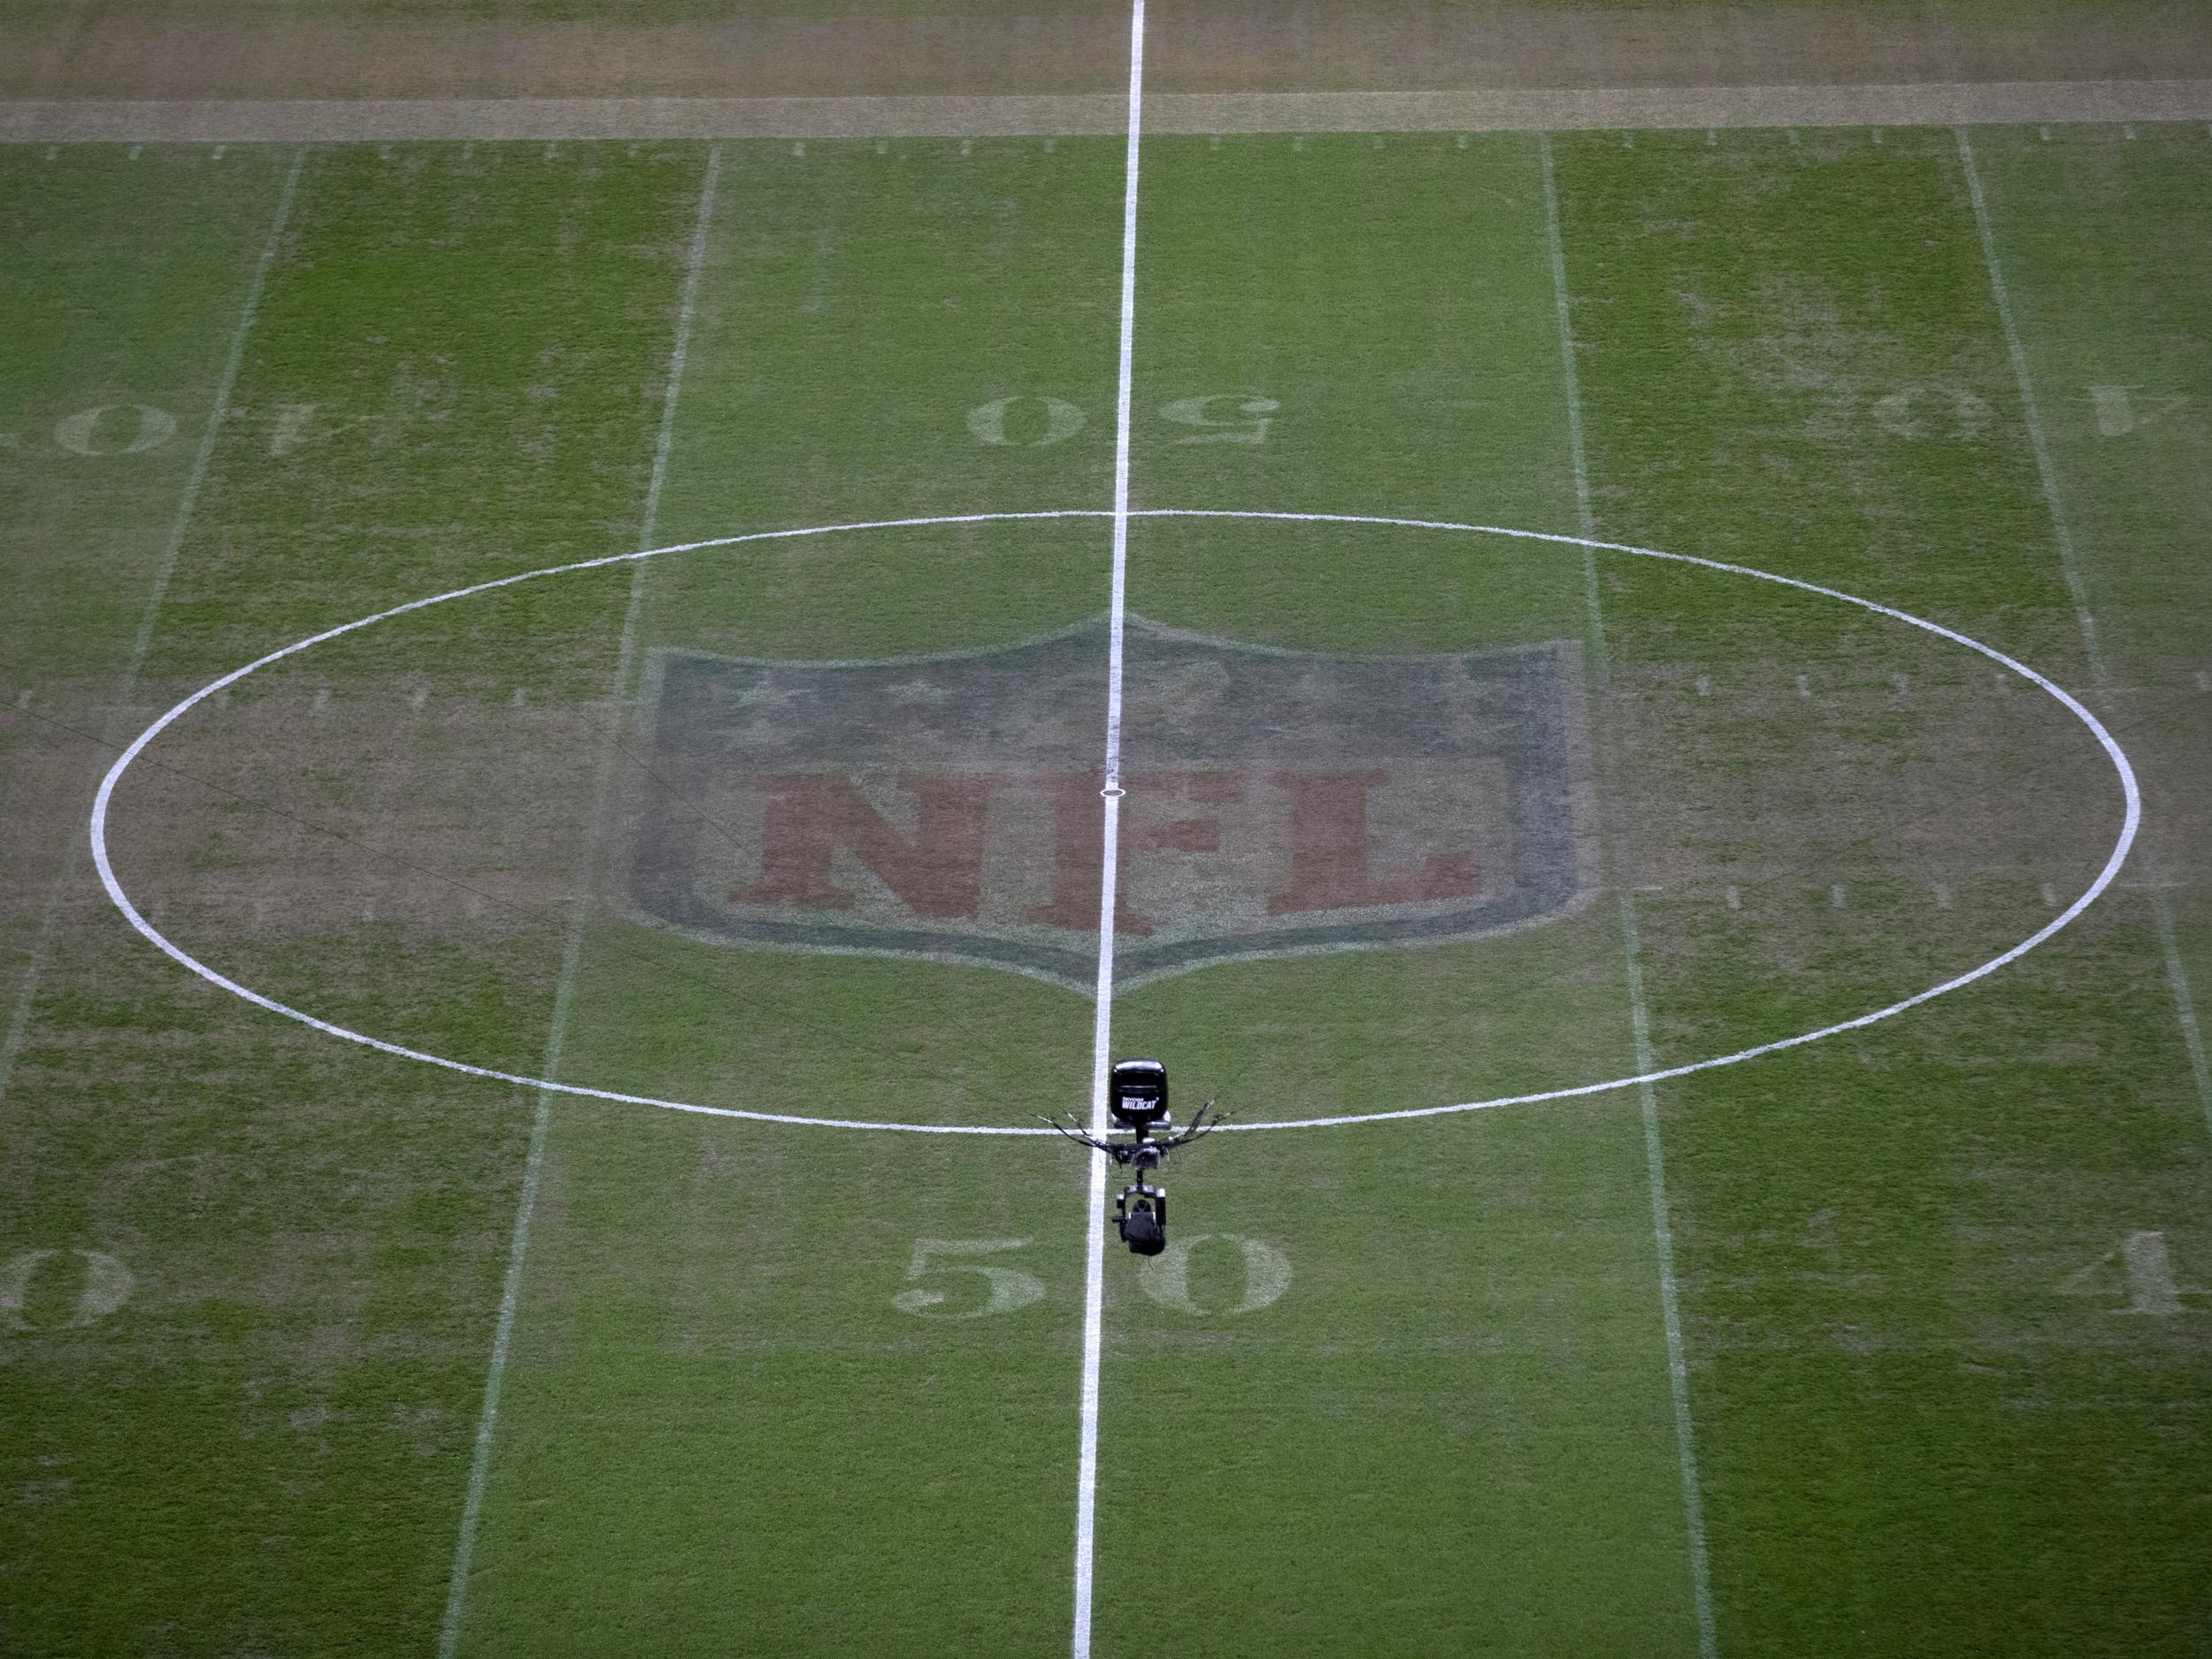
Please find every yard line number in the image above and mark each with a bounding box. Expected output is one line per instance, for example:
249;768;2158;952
2057;1230;2203;1315
892;1233;1289;1317
893;1237;1047;1319
1136;1233;1290;1315
0;1248;134;1330
50;403;177;456
967;393;1277;447
2086;386;2188;438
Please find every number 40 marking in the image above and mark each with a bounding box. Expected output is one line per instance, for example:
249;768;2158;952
2057;1230;2201;1316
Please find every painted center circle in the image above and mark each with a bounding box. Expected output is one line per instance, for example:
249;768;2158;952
89;509;2139;1135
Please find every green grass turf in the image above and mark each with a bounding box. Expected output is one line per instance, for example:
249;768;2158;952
1552;123;2212;1654
0;144;296;996
1;142;704;1655
3;119;2210;1659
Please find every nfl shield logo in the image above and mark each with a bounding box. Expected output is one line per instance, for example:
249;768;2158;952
622;616;1593;990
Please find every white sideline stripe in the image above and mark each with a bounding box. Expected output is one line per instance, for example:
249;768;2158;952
88;510;2139;1135
1540;130;1716;1659
1071;6;1145;1653
437;143;723;1659
0;144;303;1110
1955;126;2212;1139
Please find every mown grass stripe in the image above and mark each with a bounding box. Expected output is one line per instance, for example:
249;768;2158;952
438;142;726;1659
1541;128;1717;1659
1955;124;2212;1141
0;144;304;1111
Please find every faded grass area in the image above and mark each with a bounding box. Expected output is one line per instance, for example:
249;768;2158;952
4;3;2209;102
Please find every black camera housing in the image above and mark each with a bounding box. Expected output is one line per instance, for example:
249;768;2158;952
1107;1057;1170;1134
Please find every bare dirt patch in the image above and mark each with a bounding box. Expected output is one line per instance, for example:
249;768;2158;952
3;3;2206;106
6;79;2209;143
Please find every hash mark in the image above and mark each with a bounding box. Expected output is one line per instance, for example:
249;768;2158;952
43;146;56;161
127;144;142;159
1705;127;1717;146
2124;124;2138;141
877;140;889;155
1293;135;1304;152
543;142;557;160
13;688;29;710
1786;129;1800;145
1724;886;1740;910
510;688;527;707
792;141;806;157
2040;126;2052;142
960;139;972;156
1831;884;1847;909
1795;674;1811;696
410;687;430;710
212;144;226;160
2195;670;2210;691
1456;134;1469;150
1870;127;1884;145
312;687;330;712
1043;138;1055;154
2041;881;2059;906
1934;882;1952;909
1892;673;1909;695
1695;674;1711;695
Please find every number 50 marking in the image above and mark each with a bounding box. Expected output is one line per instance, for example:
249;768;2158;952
890;1233;1291;1320
891;1237;1046;1319
965;393;1278;448
1138;1233;1290;1315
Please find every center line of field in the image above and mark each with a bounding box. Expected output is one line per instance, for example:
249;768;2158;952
1071;4;1145;1655
1540;130;1717;1659
1955;126;2212;1140
438;143;723;1659
0;144;304;1113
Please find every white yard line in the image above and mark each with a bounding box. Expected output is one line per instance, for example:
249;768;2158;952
0;145;304;1110
1955;126;2212;1140
1071;4;1145;1655
437;143;723;1659
1540;130;1717;1659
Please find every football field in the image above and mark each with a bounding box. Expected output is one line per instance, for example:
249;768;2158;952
4;13;2212;1655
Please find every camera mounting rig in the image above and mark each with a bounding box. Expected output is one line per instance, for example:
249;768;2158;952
1040;1059;1224;1256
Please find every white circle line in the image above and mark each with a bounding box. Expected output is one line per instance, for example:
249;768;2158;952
89;508;2139;1136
